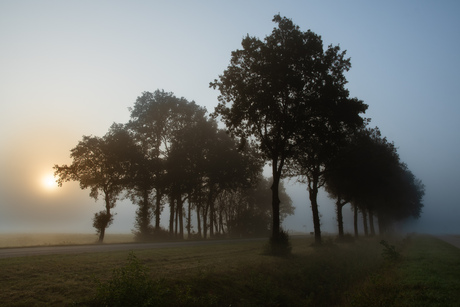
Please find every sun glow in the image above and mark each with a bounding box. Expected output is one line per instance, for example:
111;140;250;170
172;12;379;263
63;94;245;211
41;174;58;190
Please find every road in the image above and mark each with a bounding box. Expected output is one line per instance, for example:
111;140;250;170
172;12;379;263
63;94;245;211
0;238;265;259
435;235;460;249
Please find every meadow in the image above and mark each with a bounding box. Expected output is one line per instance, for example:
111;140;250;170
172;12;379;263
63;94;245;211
0;234;458;306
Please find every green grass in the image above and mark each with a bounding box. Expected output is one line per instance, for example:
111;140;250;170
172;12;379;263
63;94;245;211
345;235;460;307
0;234;458;306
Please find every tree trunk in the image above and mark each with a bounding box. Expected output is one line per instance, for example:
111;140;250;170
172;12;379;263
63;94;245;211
368;208;375;236
203;203;209;239
362;208;369;236
178;196;184;239
208;187;214;238
155;190;162;231
336;198;344;239
98;196;112;243
353;203;359;238
138;189;150;238
196;205;202;238
219;208;224;235
187;200;191;239
308;170;322;245
98;227;105;244
169;193;175;235
270;158;282;240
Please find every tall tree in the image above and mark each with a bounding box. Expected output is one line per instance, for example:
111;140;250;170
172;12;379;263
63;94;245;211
290;38;367;245
54;124;136;243
127;90;206;237
211;14;348;245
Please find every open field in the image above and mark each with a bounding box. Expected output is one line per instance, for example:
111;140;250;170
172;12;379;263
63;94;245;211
0;234;458;306
0;233;135;248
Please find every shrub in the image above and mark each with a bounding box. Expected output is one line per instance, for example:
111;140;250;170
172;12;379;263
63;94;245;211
94;252;159;306
264;229;292;256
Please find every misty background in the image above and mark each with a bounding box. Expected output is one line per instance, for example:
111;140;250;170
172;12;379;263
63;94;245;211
0;1;459;235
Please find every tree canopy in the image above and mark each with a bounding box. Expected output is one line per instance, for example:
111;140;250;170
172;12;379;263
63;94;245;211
211;14;368;245
53;14;424;247
54;124;139;242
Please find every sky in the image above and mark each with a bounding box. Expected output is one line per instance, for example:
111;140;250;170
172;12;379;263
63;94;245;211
1;0;459;235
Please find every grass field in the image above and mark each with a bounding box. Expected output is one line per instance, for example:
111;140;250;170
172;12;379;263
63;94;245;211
0;233;135;247
345;234;460;307
0;234;458;306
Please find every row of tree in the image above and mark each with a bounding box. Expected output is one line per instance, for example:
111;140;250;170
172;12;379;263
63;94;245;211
55;14;424;246
54;90;294;243
210;14;423;247
325;127;425;240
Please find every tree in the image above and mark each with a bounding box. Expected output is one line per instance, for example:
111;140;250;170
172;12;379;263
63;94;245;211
211;14;329;244
289;36;367;245
127;90;207;238
375;162;424;233
324;127;424;236
324;127;389;238
168;116;263;239
223;175;294;238
211;14;367;246
54;124;137;243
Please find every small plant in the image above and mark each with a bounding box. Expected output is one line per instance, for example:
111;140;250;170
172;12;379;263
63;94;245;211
380;240;401;262
94;252;158;306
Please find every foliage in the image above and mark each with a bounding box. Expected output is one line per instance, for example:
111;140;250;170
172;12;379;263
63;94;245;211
53;13;424;246
225;175;294;238
94;252;158;306
54;124;139;242
324;127;425;235
380;240;401;262
92;211;114;236
211;14;366;241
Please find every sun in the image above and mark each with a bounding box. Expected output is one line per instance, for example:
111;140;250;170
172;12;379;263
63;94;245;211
41;174;58;190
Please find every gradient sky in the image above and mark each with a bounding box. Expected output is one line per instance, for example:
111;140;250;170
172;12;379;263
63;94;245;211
1;1;459;234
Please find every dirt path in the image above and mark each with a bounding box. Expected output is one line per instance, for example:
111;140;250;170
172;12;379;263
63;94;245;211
435;235;460;249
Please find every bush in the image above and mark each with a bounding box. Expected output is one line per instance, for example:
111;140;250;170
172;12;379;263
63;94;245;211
264;229;292;256
94;252;160;306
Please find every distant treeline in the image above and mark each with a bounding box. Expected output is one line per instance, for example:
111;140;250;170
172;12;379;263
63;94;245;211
55;15;424;248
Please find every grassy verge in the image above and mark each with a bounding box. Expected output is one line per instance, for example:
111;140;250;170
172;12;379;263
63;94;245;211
345;234;460;307
0;236;385;306
1;234;458;306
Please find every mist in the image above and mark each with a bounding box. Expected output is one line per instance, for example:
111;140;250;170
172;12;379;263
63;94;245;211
1;1;459;237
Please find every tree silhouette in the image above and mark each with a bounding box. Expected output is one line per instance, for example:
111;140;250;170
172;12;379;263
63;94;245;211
54;124;137;243
212;14;366;246
324;127;424;236
127;90;207;238
210;14;313;242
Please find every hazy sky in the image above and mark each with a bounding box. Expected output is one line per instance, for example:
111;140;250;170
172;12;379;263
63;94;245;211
1;1;459;235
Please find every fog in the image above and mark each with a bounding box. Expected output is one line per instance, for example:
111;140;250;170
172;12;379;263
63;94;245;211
1;1;459;236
